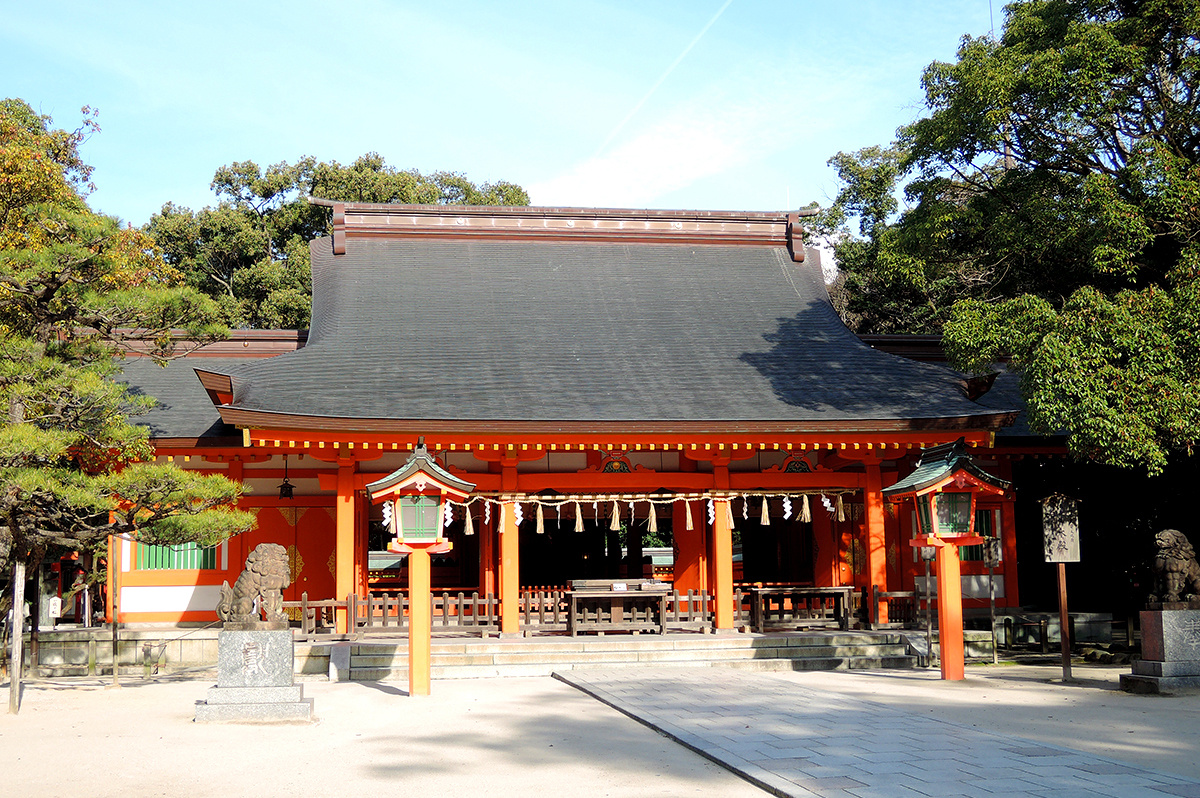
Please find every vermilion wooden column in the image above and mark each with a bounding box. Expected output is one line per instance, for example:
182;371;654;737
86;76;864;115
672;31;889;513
356;497;370;596
1001;499;1020;607
499;502;520;635
479;509;496;597
865;463;888;625
912;535;980;681
712;499;734;630
672;500;705;594
408;547;432;695
935;542;966;680
334;461;356;633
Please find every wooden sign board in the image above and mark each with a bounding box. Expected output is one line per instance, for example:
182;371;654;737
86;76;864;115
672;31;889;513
1042;494;1080;563
983;538;1003;568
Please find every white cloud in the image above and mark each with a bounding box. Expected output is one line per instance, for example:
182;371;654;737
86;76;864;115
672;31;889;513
530;88;804;209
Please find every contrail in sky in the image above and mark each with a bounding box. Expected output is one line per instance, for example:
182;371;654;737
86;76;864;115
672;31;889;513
593;0;735;158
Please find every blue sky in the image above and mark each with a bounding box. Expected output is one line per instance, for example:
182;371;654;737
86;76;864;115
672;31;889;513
3;1;996;226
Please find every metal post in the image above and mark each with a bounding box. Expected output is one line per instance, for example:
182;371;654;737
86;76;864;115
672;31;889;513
1058;561;1073;682
988;565;997;664
111;580;120;688
923;554;936;668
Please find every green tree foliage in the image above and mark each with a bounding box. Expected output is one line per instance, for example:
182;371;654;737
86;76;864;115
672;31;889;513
816;1;1200;473
146;153;530;329
0;98;255;610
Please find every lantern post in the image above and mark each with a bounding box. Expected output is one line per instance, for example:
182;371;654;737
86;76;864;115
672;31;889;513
884;439;1010;681
366;442;474;696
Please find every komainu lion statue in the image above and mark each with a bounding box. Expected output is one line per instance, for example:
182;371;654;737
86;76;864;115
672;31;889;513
216;543;292;623
1148;529;1200;604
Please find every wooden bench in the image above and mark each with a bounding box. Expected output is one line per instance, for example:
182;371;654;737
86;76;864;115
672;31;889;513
566;579;670;636
749;586;854;632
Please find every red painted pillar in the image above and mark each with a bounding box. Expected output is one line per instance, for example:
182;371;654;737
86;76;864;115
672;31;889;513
334;460;356;633
499;502;520;636
712;499;734;630
865;463;888;625
673;500;706;594
479;508;496;598
935;542;967;681
1001;499;1020;608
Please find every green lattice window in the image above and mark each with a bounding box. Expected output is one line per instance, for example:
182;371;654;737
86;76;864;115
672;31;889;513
936;493;973;536
397;495;440;543
959;508;997;562
136;541;217;570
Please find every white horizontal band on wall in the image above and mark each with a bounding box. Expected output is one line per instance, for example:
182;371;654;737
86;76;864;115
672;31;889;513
119;585;223;613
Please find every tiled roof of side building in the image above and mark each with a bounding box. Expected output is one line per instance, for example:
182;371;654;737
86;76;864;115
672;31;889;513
118;357;248;441
201;235;1017;428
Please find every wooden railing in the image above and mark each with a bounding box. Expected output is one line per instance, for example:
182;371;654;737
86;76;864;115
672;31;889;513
282;593;341;638
870;584;927;630
285;587;758;637
348;591;501;637
521;588;568;631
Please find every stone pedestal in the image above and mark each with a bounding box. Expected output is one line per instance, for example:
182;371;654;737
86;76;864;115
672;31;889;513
195;624;314;722
1121;609;1200;695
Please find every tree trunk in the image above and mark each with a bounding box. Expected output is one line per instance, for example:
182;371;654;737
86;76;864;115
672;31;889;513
8;558;25;714
111;579;120;688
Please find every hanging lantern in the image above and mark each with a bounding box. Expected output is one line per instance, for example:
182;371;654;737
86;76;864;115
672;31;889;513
913;490;975;538
278;455;295;500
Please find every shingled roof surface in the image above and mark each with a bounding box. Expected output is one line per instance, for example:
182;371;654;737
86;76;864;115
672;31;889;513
118;357;242;439
201;236;1014;426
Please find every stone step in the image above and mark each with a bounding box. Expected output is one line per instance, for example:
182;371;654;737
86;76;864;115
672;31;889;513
344;632;918;681
349;633;904;657
349;652;917;682
350;643;910;670
849;655;918;669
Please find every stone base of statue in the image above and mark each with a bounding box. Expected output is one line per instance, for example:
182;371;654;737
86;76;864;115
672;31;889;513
1121;609;1200;695
195;622;314;722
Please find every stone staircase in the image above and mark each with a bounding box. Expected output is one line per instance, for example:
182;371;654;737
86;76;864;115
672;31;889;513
343;631;917;681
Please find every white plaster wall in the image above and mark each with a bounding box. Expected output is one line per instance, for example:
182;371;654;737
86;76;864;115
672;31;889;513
120;585;223;613
915;575;1006;600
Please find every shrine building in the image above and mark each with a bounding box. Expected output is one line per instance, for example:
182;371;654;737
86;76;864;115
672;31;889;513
111;202;1022;634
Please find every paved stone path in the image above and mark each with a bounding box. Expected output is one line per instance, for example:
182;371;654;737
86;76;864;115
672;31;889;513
556;668;1200;798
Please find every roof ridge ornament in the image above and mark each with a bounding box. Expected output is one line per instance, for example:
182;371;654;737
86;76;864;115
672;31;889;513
786;212;807;263
307;198;819;249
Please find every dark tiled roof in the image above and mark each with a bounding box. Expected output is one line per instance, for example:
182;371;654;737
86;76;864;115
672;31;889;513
118;357;243;439
974;370;1038;437
205;237;1015;426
